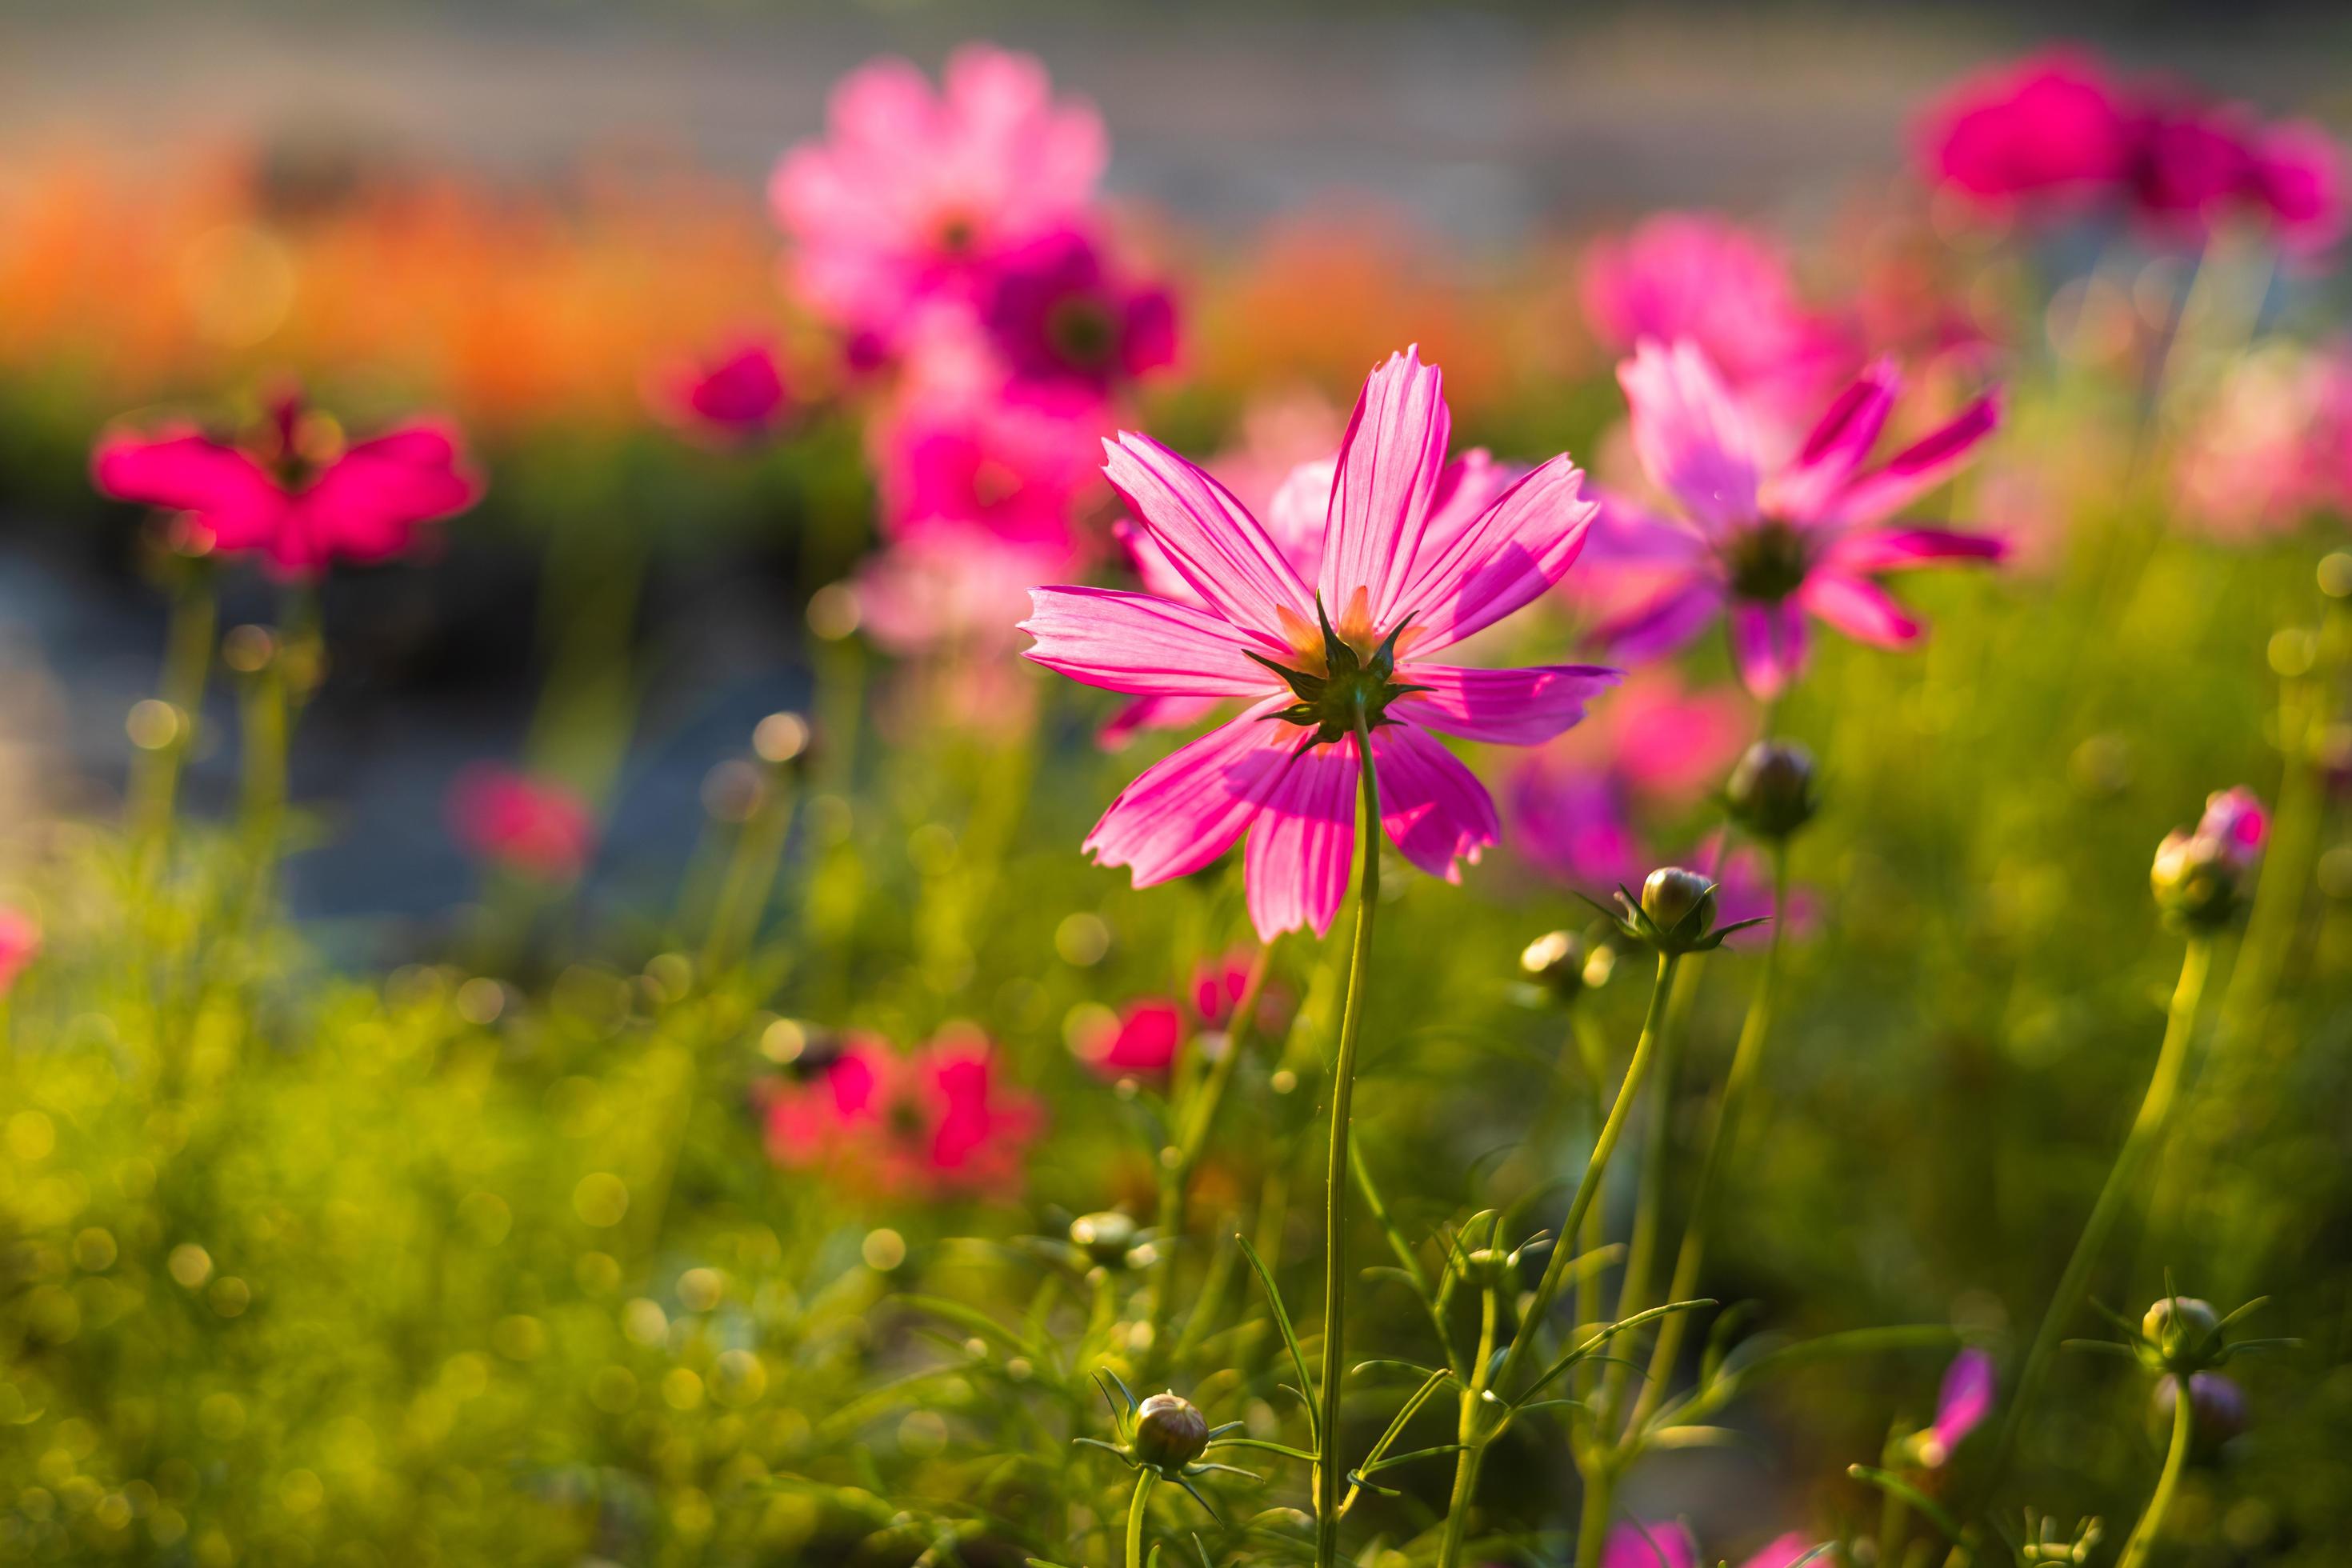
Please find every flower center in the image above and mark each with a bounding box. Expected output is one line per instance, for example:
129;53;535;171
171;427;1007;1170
1722;518;1815;603
935;212;980;256
1045;295;1118;370
1249;599;1427;749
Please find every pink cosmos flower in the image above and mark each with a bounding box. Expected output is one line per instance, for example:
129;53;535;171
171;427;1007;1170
0;907;40;996
1920;51;2137;207
649;337;793;443
1601;1521;1698;1568
762;1028;1042;1198
1082;998;1184;1078
771;45;1107;345
1023;347;1616;941
2176;343;2352;538
1510;672;1749;885
92;391;482;580
874;381;1105;559
447;766;597;885
1590;341;2005;700
984;227;1178;401
1917;1346;1996;1466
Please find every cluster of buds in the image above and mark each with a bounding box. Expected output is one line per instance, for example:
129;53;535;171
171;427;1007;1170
1725;738;1820;842
2150;787;2267;929
1074;1370;1256;1517
1589;867;1767;956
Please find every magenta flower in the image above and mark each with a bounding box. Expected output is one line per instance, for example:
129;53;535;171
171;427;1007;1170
1918;1346;1996;1466
1082;998;1184;1078
650;337;793;443
0;906;39;997
1600;1520;1698;1568
875;381;1104;559
1024;348;1614;941
771;45;1106;344
984;227;1178;401
1919;50;2136;206
448;766;597;885
92;392;482;581
1192;949;1291;1039
762;1029;1042;1198
1738;1535;1825;1568
1591;340;2004;699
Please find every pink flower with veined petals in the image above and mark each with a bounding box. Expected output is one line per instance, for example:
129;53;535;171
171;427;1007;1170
92;391;482;581
1590;340;2006;700
1025;346;1617;942
984;227;1178;401
0;907;40;996
448;766;597;884
649;337;794;444
762;1028;1042;1198
771;46;1106;348
1601;1521;1699;1568
1918;1347;1997;1466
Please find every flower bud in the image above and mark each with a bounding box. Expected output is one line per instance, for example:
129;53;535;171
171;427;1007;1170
1070;1210;1139;1270
1132;1390;1210;1471
2150;1372;2247;1458
1641;866;1718;935
1726;739;1819;840
2142;1296;2223;1369
1521;930;1590;1000
2150;788;2267;929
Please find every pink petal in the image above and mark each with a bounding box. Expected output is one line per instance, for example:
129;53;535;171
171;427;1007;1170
1618;340;1761;534
1102;433;1314;648
1509;756;1640;886
1765;358;1900;521
1602;1521;1700;1568
1371;724;1499;882
1580;498;1711;568
1319;346;1452;637
1799;572;1922;648
1085;700;1295;887
1394;662;1622;745
1390;454;1601;654
1933;1348;1997;1450
296;421;482;569
1738;1534;1824;1568
90;428;287;546
1244;737;1362;940
1830;391;2002;525
1729;598;1811;699
1410;448;1524;580
1822;526;2009;574
1262;457;1338;578
1022;586;1281;698
1590;573;1726;662
1098;693;1225;750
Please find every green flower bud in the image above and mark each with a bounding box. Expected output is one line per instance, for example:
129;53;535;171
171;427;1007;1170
1521;930;1607;1002
2142;1296;2224;1370
1726;739;1819;840
1132;1390;1210;1471
1070;1211;1139;1270
1641;866;1717;934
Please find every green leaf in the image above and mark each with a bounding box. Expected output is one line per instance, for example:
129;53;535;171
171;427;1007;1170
1516;1298;1717;1408
1338;1366;1454;1515
1847;1465;1967;1548
1238;1234;1318;1445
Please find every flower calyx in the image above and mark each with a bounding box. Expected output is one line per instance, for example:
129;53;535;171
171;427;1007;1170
1585;866;1768;955
1250;598;1427;750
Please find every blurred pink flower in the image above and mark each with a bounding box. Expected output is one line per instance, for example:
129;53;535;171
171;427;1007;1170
2176;344;2352;538
1085;998;1184;1078
649;337;793;443
762;1029;1042;1198
0;907;40;996
1739;1536;1825;1568
1025;346;1615;940
1919;51;2136;206
1601;1521;1698;1568
447;766;596;884
874;382;1104;559
771;45;1107;346
1920;1346;1996;1466
92;391;482;580
984;228;1178;400
1510;672;1748;886
2194;786;2269;867
1590;341;2004;699
1192;950;1290;1038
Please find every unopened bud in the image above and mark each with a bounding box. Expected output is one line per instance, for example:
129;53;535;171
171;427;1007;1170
2142;1296;2223;1370
1521;930;1589;1000
1132;1391;1209;1471
1641;866;1717;936
1069;1211;1138;1270
2150;1372;2247;1457
2151;789;2267;930
1726;740;1818;840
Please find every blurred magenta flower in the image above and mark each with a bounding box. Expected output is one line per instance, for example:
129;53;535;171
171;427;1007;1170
1919;50;2136;207
1738;1536;1825;1568
1600;1520;1698;1568
984;227;1178;401
447;766;597;885
649;336;794;443
1193;950;1287;1036
92;391;482;580
1084;998;1184;1078
1510;671;1748;885
762;1029;1042;1198
875;381;1104;560
1025;346;1614;940
1921;1346;1997;1466
0;907;39;996
1592;341;2004;699
771;45;1107;346
2191;786;2269;866
2176;344;2352;538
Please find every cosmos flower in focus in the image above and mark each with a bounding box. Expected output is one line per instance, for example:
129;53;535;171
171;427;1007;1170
448;766;597;885
649;337;794;443
92;390;482;580
1024;346;1617;941
762;1029;1043;1198
1591;341;2005;699
0;907;39;996
984;228;1178;402
770;45;1107;346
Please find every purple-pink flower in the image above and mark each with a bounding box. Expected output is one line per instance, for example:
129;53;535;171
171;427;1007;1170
650;337;794;443
447;766;597;885
771;45;1107;347
92;390;482;580
1023;346;1615;941
762;1027;1043;1199
1918;1346;1996;1466
1600;1521;1698;1568
1591;341;2005;699
0;906;39;997
984;227;1178;402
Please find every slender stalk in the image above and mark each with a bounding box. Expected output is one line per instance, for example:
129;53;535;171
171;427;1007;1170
1975;938;2214;1504
1125;1468;1156;1568
1434;1242;1503;1567
701;766;800;979
129;559;218;856
1570;1008;1610;1407
1573;1467;1616;1568
1437;953;1683;1568
2118;1381;2196;1568
1594;970;1690;1435
1314;714;1382;1568
1630;843;1791;1432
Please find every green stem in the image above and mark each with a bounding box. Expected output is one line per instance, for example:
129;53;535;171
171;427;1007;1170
1630;843;1791;1434
1125;1468;1156;1568
1438;953;1682;1568
700;765;800;980
129;559;217;856
1314;713;1382;1568
1594;961;1691;1437
1573;1467;1615;1568
2117;1379;2195;1568
1976;937;2214;1505
1434;1261;1502;1567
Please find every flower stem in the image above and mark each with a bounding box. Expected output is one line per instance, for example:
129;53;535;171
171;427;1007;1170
1125;1469;1156;1568
1434;1255;1503;1567
1314;713;1382;1568
1594;959;1692;1436
1630;842;1791;1434
1976;936;2214;1505
129;558;217;859
701;762;800;980
1438;952;1682;1568
2117;1379;2195;1568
